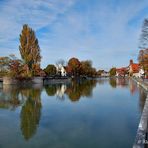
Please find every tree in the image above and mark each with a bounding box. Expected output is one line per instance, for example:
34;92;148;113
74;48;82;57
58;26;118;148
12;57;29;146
139;19;148;49
80;60;92;76
0;56;10;76
56;59;65;67
67;57;81;76
19;24;41;76
138;19;148;77
0;55;23;77
9;59;22;77
44;64;56;76
97;70;104;76
109;67;116;77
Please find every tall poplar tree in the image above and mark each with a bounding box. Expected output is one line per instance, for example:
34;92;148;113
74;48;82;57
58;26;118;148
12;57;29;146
19;24;41;75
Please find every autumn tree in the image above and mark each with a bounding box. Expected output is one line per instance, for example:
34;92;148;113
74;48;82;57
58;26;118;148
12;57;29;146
44;64;56;76
138;19;148;77
0;54;23;77
97;70;104;77
9;59;22;77
19;24;41;76
0;56;10;76
67;57;81;76
80;60;92;76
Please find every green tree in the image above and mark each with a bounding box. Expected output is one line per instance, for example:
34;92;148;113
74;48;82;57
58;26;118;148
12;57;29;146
19;24;41;76
109;67;116;77
44;64;56;76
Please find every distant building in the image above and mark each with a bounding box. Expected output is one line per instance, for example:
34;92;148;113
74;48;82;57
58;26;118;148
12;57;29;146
128;59;144;78
56;64;67;77
116;67;128;77
101;70;109;77
38;70;46;77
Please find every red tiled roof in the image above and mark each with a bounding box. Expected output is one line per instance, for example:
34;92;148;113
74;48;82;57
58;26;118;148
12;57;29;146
116;67;127;76
131;63;140;73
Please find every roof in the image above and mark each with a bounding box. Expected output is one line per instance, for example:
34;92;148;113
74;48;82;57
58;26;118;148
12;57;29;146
130;63;140;73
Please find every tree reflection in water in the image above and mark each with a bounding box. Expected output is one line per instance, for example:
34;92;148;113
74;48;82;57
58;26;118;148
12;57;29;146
20;87;42;140
0;84;42;140
0;85;25;110
45;80;97;102
44;85;57;96
109;78;117;88
66;80;97;102
45;84;67;100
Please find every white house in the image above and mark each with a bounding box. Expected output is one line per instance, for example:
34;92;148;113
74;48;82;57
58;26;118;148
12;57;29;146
138;68;145;78
56;64;67;76
101;71;109;77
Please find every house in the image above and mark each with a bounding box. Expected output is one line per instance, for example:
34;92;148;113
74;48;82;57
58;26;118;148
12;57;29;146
116;67;128;77
56;64;67;77
138;68;145;78
101;70;109;77
128;60;140;77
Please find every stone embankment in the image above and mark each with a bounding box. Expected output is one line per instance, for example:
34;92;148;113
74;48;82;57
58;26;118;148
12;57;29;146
133;77;148;148
3;77;43;85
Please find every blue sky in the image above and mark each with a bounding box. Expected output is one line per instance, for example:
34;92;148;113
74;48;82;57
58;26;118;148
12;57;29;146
0;0;148;70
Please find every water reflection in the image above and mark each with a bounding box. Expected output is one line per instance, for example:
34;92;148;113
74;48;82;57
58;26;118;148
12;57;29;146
129;79;138;95
0;85;42;140
66;80;97;101
45;84;67;100
0;85;25;109
109;78;117;88
0;78;147;143
20;88;42;140
45;80;97;102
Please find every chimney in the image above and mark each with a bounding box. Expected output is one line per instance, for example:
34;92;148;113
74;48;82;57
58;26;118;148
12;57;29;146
130;59;133;65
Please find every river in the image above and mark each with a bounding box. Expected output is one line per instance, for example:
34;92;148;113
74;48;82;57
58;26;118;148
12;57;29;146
0;78;147;148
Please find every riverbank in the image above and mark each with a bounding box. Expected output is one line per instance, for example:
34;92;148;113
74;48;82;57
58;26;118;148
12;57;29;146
133;77;148;148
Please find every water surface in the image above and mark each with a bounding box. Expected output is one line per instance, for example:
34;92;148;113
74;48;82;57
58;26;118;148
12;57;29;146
0;78;147;148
